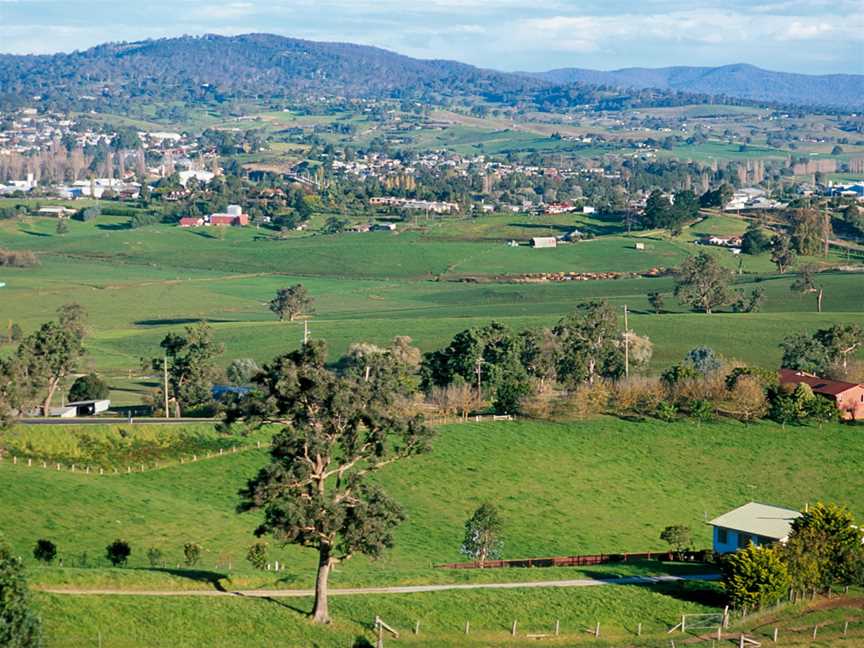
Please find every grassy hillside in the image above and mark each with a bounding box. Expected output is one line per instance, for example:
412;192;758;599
3;418;861;587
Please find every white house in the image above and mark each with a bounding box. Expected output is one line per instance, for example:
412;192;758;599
708;502;801;554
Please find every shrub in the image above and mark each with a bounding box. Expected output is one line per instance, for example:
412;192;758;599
555;382;611;419
655;400;679;422
0;539;42;647
685;346;722;375
610;376;664;417
0;248;39;267
246;542;269;571
723;376;769;422
74;206;100;222
659;525;692;556
494;374;532;414
33;539;57;564
687;399;715;424
428;382;479;420
183;543;202;567
722;545;790;610
67;373;110;402
105;539;131;567
146;548;163;568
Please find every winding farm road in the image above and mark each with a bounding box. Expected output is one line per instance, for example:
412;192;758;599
38;573;720;598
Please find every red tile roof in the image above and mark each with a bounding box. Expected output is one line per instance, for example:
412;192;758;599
778;368;861;397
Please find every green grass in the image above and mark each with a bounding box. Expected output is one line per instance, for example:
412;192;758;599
3;418;861;586
34;581;724;647
1;211;862;403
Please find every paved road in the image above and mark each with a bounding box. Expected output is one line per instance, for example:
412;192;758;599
39;573;720;598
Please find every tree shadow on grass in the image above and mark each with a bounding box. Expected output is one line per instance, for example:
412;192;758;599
140;567;229;591
19;229;52;237
241;594;309;617
134;318;235;326
96;223;132;231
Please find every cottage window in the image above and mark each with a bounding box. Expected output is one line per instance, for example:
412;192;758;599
717;528;728;544
738;533;752;548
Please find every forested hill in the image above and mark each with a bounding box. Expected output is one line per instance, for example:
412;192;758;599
0;34;859;112
0;33;540;109
529;64;864;110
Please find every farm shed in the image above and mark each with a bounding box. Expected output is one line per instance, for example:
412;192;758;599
708;502;801;554
49;399;111;418
531;237;557;249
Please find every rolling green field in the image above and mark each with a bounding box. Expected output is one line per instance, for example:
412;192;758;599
2;210;862;406
3;417;862;646
3;418;861;584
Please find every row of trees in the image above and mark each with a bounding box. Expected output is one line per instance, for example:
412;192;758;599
420;302;652;414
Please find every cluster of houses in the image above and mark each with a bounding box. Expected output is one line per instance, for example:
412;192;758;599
724;187;787;212
369;196;459;214
178;204;248;228
701;235;743;253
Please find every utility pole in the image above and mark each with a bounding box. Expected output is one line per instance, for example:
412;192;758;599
475;356;483;400
162;354;170;419
623;304;630;379
303;319;309;345
823;209;830;258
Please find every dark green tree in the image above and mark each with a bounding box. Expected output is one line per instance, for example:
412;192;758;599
791;265;824;313
553;302;624;386
67;373;109;402
150;323;223;417
14;320;84;415
770;233;796;274
0;539;42;647
269;284;314;322
780;333;832;375
232;341;434;624
105;539;131;567
674;252;735;314
32;540;57;564
741;221;771;255
647;290;665;314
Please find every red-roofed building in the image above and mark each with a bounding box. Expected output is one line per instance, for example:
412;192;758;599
779;368;864;420
210;213;249;226
179;217;204;228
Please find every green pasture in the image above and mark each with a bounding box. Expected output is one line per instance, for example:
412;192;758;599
2;418;861;587
2;211;862;403
33;581;723;648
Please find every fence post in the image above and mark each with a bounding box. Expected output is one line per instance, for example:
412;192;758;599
773;627;778;643
637;622;642;636
464;621;469;635
414;621;420;635
555;620;559;636
595;622;600;638
511;620;517;636
681;614;686;633
812;625;818;640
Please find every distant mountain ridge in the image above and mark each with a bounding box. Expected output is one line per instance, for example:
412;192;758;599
0;34;860;111
527;64;864;109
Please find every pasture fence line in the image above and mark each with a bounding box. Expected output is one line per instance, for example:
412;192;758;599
0;439;273;477
36;603;864;647
434;549;713;569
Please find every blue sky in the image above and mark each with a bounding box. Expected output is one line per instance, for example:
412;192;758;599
1;0;861;74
